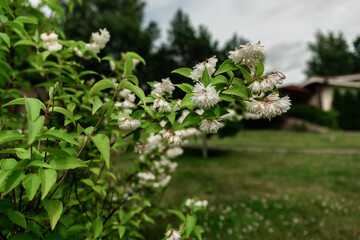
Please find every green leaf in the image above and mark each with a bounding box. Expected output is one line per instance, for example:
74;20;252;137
212;75;228;85
222;85;249;99
181;112;202;127
3;169;25;195
28;116;44;145
0;0;14;18
50;106;75;125
92;96;103;115
184;214;197;238
15;16;38;25
8;210;27;229
43;199;63;230
1;158;17;170
176;83;194;94
124;54;133;77
127;51;146;65
193;225;204;240
0;32;10;47
2;98;46;110
13;39;36;47
49;156;87;170
0;131;25;145
201;67;211;86
219;93;234;102
119;81;146;106
144;122;162;134
40;168;57;200
22;174;41;201
255;58;264;77
118;226;126;239
27;160;52;169
214;59;238;76
78;70;100;78
238;65;253;82
167;209;185;222
25;97;41;121
39;129;79;146
180;94;195;110
171;67;192;78
92;217;103;239
0;15;8;24
167;108;176;125
127;75;139;86
91;134;110;168
89;79;115;98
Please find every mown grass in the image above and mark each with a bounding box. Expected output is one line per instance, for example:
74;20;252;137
194;130;360;149
159;139;360;239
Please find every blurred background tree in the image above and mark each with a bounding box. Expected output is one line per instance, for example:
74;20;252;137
306;31;355;76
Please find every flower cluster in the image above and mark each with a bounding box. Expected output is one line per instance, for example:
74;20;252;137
151;78;175;96
229;41;266;67
185;198;208;208
191;82;220;109
85;28;110;54
153;98;172;113
118;117;141;131
40;31;62;52
190;56;218;81
163;130;182;145
199;119;223;134
247;94;291;118
249;72;286;93
166;230;181;240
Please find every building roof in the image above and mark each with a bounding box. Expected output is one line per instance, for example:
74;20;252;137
301;73;360;88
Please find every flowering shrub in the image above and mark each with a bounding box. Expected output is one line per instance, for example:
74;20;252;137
0;1;290;239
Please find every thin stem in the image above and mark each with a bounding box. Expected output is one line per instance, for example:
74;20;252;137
74;178;92;222
48;86;120;200
103;195;129;225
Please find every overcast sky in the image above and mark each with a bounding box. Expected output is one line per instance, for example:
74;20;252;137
143;0;360;85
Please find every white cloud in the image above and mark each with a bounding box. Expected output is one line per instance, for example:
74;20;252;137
144;0;360;85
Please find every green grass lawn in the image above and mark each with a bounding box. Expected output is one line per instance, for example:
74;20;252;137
195;130;360;149
159;131;360;240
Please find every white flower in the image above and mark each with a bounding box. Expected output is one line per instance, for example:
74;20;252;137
40;32;58;41
229;41;266;67
119;89;132;98
73;47;83;57
194;200;208;208
246;94;291;118
190;56;218;82
118;117;140;130
109;61;116;71
163;130;182;145
199;119;222;134
166;230;181;240
41;31;62;52
185;198;208;208
191;82;220;109
151;78;175;96
44;42;62;52
85;42;101;54
260;78;275;92
132;58;140;67
154;175;172;188
154;99;171;113
91;28;110;49
137;172;156;185
166;147;184;158
268;72;286;85
248;81;262;93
